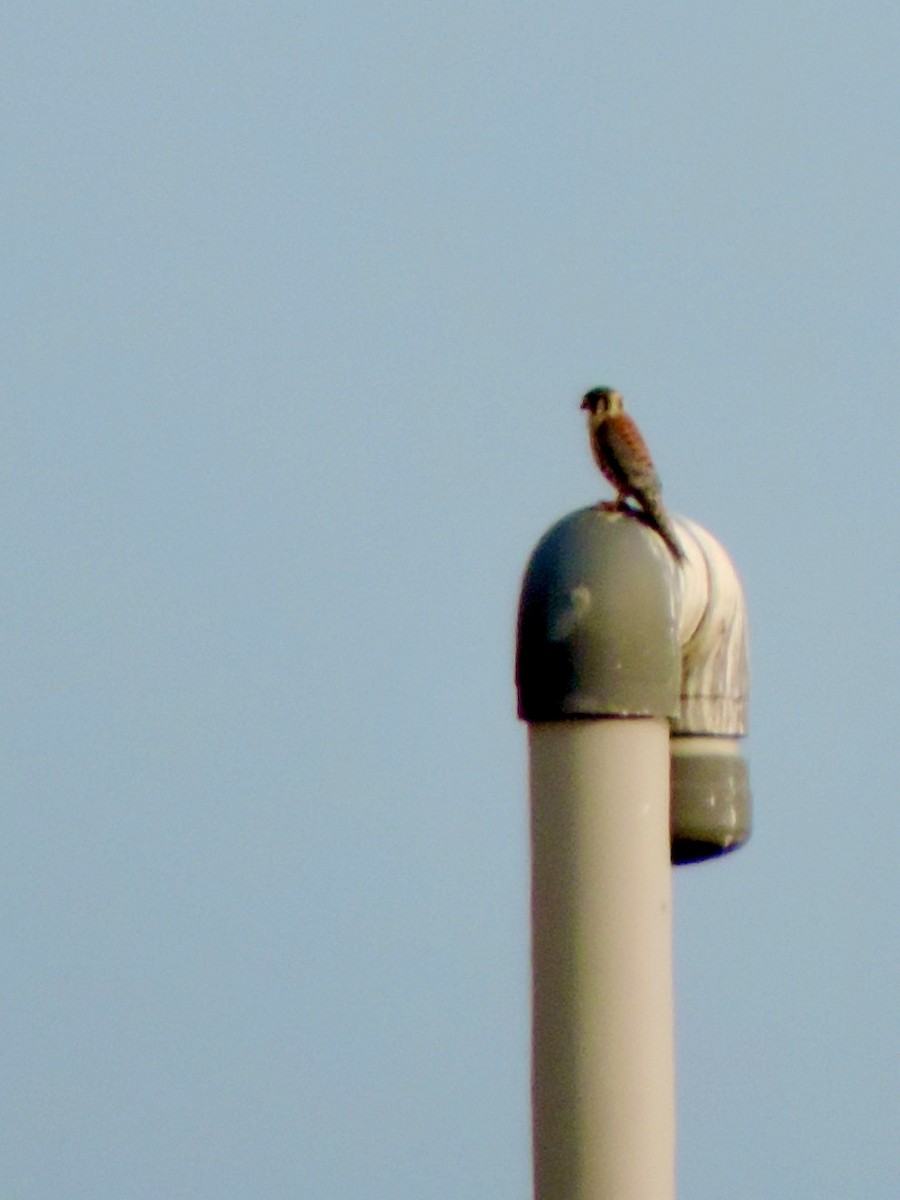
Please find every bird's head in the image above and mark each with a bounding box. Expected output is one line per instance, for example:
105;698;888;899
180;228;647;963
580;387;624;417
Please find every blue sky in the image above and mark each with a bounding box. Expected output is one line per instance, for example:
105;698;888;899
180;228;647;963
4;3;899;1196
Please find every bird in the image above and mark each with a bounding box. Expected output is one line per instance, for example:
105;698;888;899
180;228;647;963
580;386;685;562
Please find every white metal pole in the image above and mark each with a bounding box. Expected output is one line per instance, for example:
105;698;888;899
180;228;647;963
529;718;676;1200
519;506;750;1196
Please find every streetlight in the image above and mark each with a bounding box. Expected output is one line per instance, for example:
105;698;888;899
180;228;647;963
517;506;749;1200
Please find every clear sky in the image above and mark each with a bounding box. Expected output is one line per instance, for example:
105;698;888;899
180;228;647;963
4;3;899;1196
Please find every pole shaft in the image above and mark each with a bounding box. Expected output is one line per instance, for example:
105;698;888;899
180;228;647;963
529;720;675;1200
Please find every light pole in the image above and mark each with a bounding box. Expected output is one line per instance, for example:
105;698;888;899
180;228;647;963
517;506;749;1200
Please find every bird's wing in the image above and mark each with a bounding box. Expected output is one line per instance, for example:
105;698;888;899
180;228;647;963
602;413;662;496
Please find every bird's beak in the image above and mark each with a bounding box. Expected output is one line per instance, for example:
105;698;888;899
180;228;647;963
580;397;591;411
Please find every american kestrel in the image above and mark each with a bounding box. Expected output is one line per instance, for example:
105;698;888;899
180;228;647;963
580;386;685;563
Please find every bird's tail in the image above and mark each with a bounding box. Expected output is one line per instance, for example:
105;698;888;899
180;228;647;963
644;502;686;563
